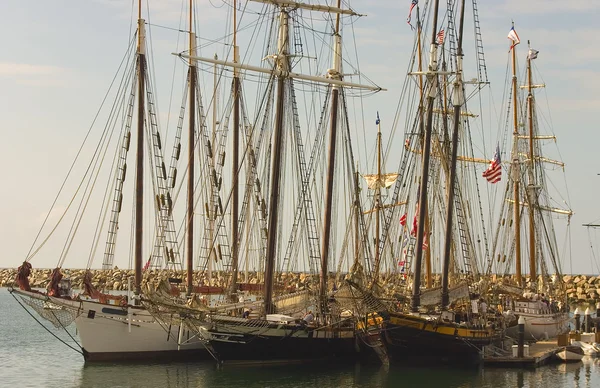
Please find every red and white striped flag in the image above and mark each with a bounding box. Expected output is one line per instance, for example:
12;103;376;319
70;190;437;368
482;145;502;183
437;29;445;45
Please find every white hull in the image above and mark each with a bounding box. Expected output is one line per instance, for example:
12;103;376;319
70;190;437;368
506;312;570;340
556;347;584;362
12;290;207;361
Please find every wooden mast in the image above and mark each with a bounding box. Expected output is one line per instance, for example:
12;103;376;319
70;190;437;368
511;23;523;287
319;0;343;314
209;53;218;286
415;7;432;289
372;114;382;283
410;0;440;313
134;0;145;301
263;8;290;315
229;0;241;298
186;0;196;296
526;40;536;281
441;0;466;309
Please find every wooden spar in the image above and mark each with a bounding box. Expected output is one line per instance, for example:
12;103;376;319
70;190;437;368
263;9;289;315
319;0;342;314
415;6;432;289
372;115;382;284
134;6;145;301
441;0;466;310
209;54;218;286
186;0;195;296
229;0;241;299
411;0;440;313
511;24;522;287
354;169;360;266
526;40;536;281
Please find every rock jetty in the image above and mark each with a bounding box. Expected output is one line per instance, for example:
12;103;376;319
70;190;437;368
1;268;599;306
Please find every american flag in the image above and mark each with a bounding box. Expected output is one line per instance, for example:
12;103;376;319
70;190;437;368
407;0;418;26
482;145;502;183
437;29;445;45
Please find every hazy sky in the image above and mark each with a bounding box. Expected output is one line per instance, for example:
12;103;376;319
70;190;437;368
1;0;600;274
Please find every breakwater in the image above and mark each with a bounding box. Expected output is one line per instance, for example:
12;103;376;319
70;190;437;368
2;268;599;306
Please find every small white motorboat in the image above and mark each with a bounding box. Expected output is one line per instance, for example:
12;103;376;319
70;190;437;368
555;345;585;362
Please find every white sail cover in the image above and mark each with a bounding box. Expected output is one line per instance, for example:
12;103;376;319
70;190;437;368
362;173;399;189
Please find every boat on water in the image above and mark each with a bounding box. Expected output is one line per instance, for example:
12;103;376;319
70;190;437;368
348;0;505;366
10;1;209;361
556;345;585;363
152;0;386;364
487;24;572;341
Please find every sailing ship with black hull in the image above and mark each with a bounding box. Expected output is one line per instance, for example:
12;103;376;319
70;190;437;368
349;0;504;366
487;27;571;340
10;1;207;361
164;0;384;364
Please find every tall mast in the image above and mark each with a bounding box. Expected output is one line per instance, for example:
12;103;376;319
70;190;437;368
410;0;440;313
209;53;218;286
440;0;466;309
229;0;241;298
526;40;536;281
511;23;522;287
186;0;196;296
372;115;382;283
415;7;433;289
134;0;146;301
319;0;343;314
354;168;360;264
263;8;290;315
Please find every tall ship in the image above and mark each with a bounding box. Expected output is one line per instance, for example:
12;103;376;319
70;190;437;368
487;24;572;341
143;0;385;364
348;0;505;366
10;1;210;361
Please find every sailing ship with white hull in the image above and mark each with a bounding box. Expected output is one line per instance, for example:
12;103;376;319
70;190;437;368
10;1;208;361
489;26;572;341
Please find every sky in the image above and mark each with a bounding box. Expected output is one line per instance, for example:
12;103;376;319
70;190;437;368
1;0;600;274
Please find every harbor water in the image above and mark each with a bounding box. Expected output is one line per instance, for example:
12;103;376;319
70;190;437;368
1;290;598;388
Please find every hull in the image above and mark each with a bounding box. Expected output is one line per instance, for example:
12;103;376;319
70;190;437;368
505;312;570;340
555;346;584;362
382;312;499;366
203;315;357;364
12;289;208;362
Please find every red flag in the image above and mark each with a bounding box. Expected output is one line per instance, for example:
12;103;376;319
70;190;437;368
410;215;418;237
400;213;407;226
143;259;151;271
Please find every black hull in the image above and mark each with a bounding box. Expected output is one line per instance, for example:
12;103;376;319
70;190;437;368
382;314;497;366
82;347;210;363
208;334;357;364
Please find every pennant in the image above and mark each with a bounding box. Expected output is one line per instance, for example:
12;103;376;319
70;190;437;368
400;213;407;226
528;48;539;60
507;26;520;50
376;111;380;125
482;145;502;183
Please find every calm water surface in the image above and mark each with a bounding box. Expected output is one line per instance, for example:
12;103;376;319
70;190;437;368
1;289;598;388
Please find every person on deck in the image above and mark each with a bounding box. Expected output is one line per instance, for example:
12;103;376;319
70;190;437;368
303;310;314;325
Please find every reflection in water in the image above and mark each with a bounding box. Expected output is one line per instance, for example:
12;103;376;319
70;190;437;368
75;360;600;388
75;362;485;388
